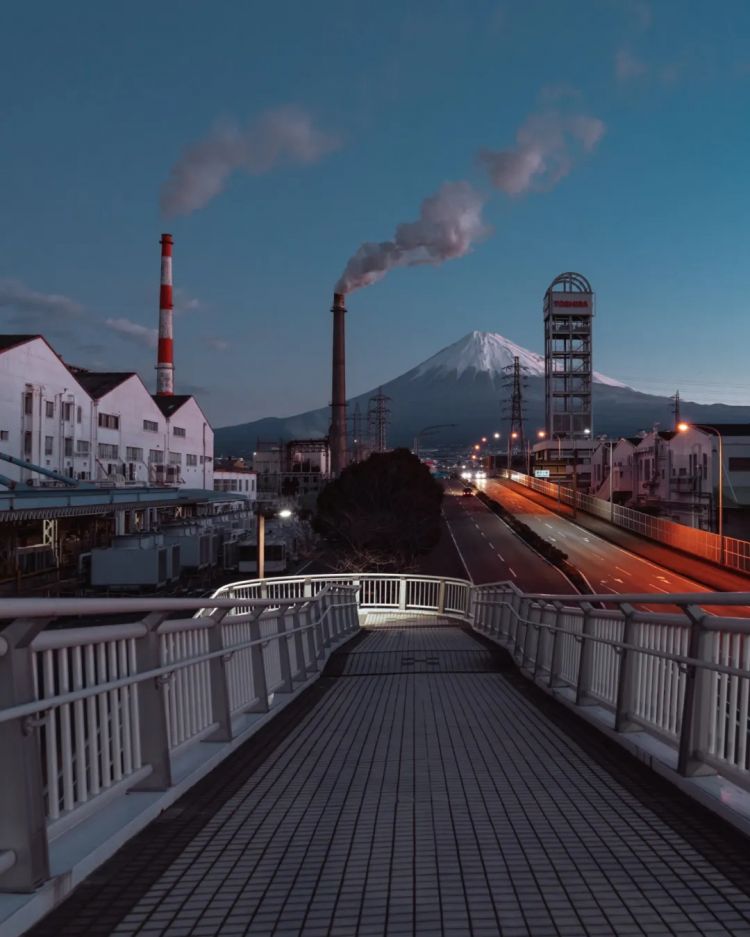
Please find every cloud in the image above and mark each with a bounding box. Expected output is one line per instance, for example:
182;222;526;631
0;278;84;329
104;317;158;349
336;181;489;294
161;107;342;216
478;111;605;196
615;47;649;82
173;288;201;315
206;337;229;351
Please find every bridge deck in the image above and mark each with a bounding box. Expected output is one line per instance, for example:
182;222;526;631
29;623;750;937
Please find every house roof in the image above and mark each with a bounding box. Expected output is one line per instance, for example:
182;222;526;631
68;368;136;399
151;394;193;417
691;423;750;437
0;334;43;353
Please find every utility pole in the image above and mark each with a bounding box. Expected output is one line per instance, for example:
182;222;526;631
350;402;363;463
670;390;681;430
368;387;391;453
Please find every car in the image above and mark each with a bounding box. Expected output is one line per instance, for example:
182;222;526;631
462;486;473;496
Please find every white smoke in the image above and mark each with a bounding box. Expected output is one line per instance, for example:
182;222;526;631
336;181;488;294
161;107;341;216
479;111;605;196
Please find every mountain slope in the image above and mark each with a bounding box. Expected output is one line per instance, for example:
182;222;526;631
216;331;750;455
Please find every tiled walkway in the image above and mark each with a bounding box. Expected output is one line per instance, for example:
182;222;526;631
29;625;750;937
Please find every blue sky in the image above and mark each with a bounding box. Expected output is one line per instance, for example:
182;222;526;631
1;0;749;424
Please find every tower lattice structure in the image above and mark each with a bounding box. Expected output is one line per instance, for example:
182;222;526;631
368;387;391;454
502;356;526;467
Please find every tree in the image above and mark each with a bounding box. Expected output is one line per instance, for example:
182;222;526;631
314;449;443;571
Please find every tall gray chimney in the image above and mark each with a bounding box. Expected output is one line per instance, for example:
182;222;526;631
330;291;348;475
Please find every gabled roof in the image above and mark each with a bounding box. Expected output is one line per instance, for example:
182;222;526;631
68;368;136;399
691;423;750;437
0;334;43;353
151;394;193;417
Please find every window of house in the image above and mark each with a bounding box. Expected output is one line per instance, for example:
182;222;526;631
24;393;33;415
148;449;164;464
77;440;90;455
703;454;708;480
45;401;54;418
186;453;197;466
63;402;73;421
173;426;186;438
44;436;54;455
729;457;750;471
126;447;143;462
76;405;82;424
98;413;120;430
23;431;32;455
0;430;7;441
168;452;182;465
64;437;73;457
98;443;119;459
143;419;158;432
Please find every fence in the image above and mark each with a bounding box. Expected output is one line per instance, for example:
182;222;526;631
503;470;750;574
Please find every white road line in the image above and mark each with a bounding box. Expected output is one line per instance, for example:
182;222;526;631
480;531;487;538
615;566;633;576
509;567;517;578
649;584;670;593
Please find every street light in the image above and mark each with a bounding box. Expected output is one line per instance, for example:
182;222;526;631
256;505;294;580
678;422;724;563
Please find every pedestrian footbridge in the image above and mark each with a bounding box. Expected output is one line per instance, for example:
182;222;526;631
1;575;750;936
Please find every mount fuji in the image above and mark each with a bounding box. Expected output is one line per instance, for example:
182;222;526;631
215;331;750;455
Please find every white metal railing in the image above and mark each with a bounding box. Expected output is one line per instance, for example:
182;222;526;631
0;584;359;893
1;571;748;900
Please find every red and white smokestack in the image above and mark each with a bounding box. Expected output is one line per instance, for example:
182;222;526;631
330;291;348;475
156;233;174;396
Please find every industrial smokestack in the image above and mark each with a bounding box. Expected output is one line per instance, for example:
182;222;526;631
156;233;174;395
330;291;348;475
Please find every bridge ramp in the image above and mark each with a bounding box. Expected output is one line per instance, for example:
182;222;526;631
28;623;750;937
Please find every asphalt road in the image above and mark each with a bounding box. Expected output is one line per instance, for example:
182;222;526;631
479;477;750;616
442;481;573;593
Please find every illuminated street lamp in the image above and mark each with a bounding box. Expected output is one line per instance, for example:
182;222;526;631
678;421;724;563
507;431;519;472
256;505;294;580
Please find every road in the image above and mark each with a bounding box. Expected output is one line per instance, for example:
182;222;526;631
442;481;573;592
478;477;750;615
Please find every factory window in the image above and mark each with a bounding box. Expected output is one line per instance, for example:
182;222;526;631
45;436;54;455
62;402;73;421
76;406;82;423
148;449;164;464
98;443;119;459
24;432;32;455
729;457;750;472
98;412;120;430
168;452;182;465
0;430;7;441
64;437;73;457
126;447;143;462
45;401;54;418
186;453;197;466
173;426;186;438
143;419;158;432
24;393;33;415
76;440;90;455
703;454;708;480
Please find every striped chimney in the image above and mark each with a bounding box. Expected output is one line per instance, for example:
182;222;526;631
156;233;174;396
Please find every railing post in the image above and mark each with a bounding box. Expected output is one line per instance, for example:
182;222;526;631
303;577;313;598
276;607;294;694
573;602;595;701
207;609;233;742
246;610;269;713
315;596;329;659
303;606;319;674
132;612;173;791
614;604;639;733
523;601;542;672
437;579;446;615
398;578;408;611
678;606;717;777
546;601;566;687
290;606;307;681
0;619;50;892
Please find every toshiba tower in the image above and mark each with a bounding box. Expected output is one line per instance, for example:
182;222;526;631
543;271;595;439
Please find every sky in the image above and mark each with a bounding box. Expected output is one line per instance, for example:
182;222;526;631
1;0;749;425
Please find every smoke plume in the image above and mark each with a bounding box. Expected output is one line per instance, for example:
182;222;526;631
105;317;158;349
479;111;605;196
336;181;488;294
161;107;341;216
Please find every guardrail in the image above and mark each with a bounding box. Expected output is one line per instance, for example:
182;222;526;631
0;585;359;893
473;582;750;792
503;469;750;574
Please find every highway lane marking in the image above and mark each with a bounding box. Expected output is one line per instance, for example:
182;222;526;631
509;567;517;578
614;578;624;584
615;566;633;576
480;531;487;538
649;584;670;593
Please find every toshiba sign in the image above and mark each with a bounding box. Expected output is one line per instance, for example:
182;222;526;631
553;300;589;307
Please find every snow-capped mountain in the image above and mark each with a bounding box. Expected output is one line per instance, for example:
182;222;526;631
412;331;628;388
215;331;750;455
